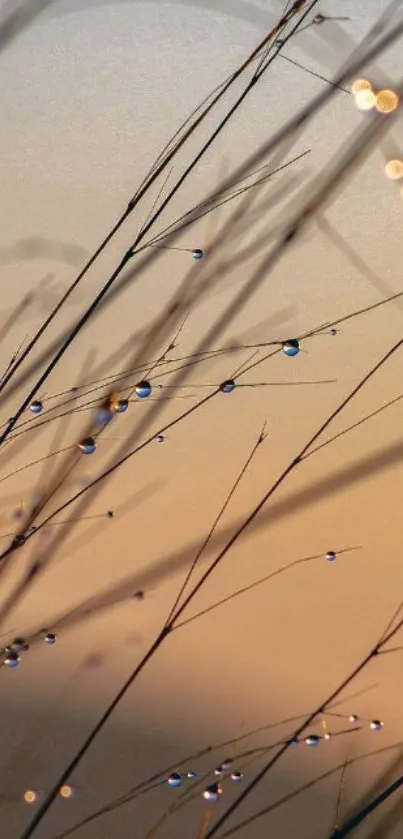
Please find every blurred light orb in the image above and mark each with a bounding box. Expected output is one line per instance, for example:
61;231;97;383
45;632;57;644
324;732;332;741
231;771;243;782
384;159;403;180
116;399;129;413
349;714;358;722
11;638;28;652
219;379;236;394
214;766;224;776
282;339;300;357
376;89;399;113
203;783;222;802
186;771;197;779
135;381;152;399
59;785;75;799
351;79;372;95
30;400;43;415
305;734;320;747
78;437;96;455
370;720;383;731
354;89;376;111
5;650;20;667
325;551;337;562
95;407;113;425
168;772;182;788
23;789;39;804
192;248;204;260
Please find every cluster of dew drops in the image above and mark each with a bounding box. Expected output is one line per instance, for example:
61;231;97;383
167;759;244;804
4;631;57;668
165;707;384;805
28;335;311;457
18;248;385;805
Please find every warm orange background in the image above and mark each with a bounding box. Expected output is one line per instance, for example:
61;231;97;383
1;2;403;838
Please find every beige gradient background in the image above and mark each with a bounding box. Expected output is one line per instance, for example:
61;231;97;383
1;1;403;838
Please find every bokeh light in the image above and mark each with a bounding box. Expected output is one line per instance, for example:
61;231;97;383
384;160;403;180
23;790;39;804
59;784;75;799
375;89;399;113
354;89;376;111
351;79;372;95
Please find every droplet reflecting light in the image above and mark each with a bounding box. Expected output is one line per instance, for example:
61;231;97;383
11;638;28;652
282;339;300;357
349;714;358;723
370;720;384;731
220;379;236;394
203;783;222;802
192;248;204;260
30;400;43;415
78;437;96;455
168;772;182;788
45;632;57;644
325;550;337;562
305;734;320;747
231;771;243;782
5;650;20;668
116;399;129;413
135;381;152;399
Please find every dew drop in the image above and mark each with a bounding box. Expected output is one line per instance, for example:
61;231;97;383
203;783;222;802
305;734;320;747
5;650;20;668
78;437;96;455
44;632;57;645
135;381;152;399
282;339;300;357
11;638;28;652
29;400;43;415
116;399;129;413
219;379;236;394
